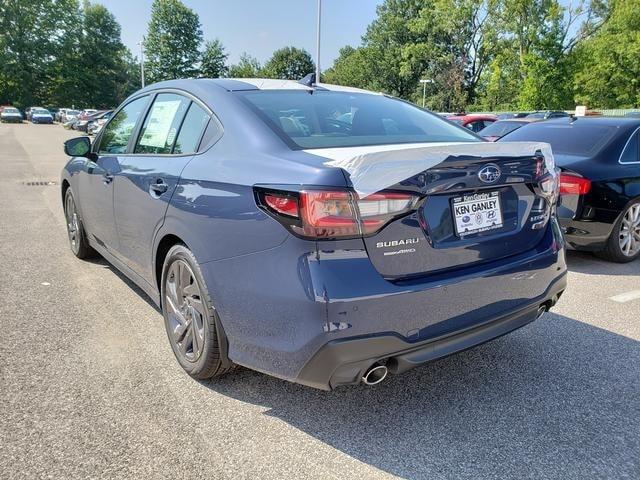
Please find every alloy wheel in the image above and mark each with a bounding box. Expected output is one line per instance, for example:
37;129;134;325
619;203;640;257
165;260;207;363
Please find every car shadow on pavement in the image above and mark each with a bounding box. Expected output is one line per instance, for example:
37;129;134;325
566;250;640;276
84;256;161;313
203;313;639;479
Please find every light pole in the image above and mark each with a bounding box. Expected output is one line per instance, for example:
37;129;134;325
138;39;146;88
315;0;322;83
419;79;433;108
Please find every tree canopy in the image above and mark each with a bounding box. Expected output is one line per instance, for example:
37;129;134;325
200;39;228;78
325;0;636;111
2;0;639;111
228;53;262;78
261;47;315;80
144;0;203;82
0;0;139;109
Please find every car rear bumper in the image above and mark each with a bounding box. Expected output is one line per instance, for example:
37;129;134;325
559;217;615;251
296;273;566;390
203;217;567;388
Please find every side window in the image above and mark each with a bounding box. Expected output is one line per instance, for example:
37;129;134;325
468;120;485;132
173;102;211;154
134;93;190;154
620;130;640;164
99;96;149;154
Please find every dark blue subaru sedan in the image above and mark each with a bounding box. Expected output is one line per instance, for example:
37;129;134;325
61;78;567;389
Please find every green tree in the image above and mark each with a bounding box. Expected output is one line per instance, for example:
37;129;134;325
228;53;261;77
323;46;374;88
0;0;80;108
324;0;498;111
200;39;228;78
144;0;203;83
573;0;640;108
482;0;599;110
76;2;135;107
261;47;315;80
359;0;425;98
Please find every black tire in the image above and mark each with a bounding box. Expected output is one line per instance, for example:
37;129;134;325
597;198;640;263
63;188;95;259
161;244;235;380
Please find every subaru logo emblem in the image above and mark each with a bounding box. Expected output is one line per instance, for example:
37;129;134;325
478;164;501;184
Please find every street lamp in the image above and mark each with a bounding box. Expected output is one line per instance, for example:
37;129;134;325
315;0;322;83
419;79;433;108
138;39;146;88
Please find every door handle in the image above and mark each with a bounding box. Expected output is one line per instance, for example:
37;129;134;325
149;179;169;196
103;173;114;185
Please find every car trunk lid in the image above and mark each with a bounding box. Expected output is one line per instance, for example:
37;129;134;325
311;142;558;279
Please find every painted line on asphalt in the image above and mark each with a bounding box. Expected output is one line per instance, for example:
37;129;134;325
609;290;640;303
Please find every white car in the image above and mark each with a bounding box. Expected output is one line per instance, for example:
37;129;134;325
0;107;23;123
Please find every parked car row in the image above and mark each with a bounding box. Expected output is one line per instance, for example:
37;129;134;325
0;106;110;132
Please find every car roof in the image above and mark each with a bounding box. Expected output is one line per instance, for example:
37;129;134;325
541;116;640;127
493;117;540;124
138;78;383;96
447;114;497;121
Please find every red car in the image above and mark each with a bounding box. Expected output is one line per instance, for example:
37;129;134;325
478;118;541;142
446;114;497;133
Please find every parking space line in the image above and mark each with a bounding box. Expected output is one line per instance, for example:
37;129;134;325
609;290;640;303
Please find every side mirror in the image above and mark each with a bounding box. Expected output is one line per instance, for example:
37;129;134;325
64;136;94;159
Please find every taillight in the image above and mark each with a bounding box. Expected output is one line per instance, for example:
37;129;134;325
264;193;299;217
356;192;417;234
297;190;360;237
559;172;591;195
256;188;419;239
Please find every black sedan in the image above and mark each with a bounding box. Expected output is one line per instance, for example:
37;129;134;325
501;117;640;262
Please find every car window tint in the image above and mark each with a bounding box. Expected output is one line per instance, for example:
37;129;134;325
620;130;640;163
238;90;478;149
135;94;190;154
501;122;617;155
99;96;149;154
478;121;522;137
173;102;210;154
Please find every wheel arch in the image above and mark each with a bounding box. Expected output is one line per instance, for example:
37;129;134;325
154;234;186;294
61;179;70;204
154;233;232;369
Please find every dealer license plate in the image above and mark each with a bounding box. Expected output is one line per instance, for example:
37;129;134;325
452;191;503;237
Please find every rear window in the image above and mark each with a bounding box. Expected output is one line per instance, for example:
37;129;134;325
500;122;617;155
3;108;19;113
479;121;524;138
237;90;478;149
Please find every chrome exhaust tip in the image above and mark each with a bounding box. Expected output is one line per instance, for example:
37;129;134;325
536;305;547;319
362;364;388;386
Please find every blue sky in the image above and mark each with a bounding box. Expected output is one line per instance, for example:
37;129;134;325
100;0;382;70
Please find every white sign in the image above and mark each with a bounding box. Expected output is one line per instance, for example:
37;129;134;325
139;100;181;148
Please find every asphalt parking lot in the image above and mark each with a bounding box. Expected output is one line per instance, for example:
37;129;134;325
1;122;639;480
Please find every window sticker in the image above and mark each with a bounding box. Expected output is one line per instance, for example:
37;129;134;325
139;100;181;148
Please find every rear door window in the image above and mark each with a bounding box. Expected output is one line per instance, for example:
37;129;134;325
134;93;190;154
173;102;211;154
99;96;149;154
620;129;640;163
